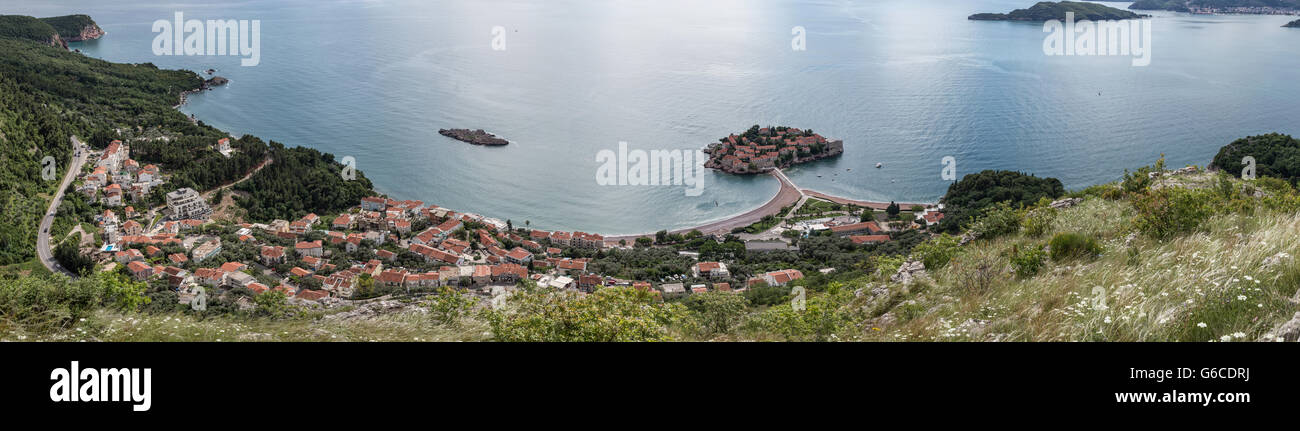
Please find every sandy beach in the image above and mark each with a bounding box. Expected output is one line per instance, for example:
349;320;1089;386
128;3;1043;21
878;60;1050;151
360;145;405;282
604;168;934;244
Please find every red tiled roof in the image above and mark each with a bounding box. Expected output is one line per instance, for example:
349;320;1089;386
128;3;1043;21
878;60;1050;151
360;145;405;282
830;221;881;234
849;235;891;245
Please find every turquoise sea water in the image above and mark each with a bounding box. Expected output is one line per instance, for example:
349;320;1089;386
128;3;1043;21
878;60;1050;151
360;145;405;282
10;0;1300;234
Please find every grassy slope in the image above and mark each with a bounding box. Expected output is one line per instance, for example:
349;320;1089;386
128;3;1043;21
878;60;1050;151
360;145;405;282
865;172;1299;342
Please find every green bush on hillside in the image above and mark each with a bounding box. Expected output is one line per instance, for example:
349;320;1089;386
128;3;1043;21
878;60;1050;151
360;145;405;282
1009;245;1048;278
911;233;962;270
1048;233;1101;261
967;202;1021;240
1130;187;1216;239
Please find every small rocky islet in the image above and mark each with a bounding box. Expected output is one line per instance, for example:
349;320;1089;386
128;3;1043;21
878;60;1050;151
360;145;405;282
438;128;510;146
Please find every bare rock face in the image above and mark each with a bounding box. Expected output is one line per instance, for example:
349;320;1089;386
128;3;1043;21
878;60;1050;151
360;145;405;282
891;260;927;285
1258;312;1300;342
322;299;424;321
1049;197;1083;209
67;24;105;42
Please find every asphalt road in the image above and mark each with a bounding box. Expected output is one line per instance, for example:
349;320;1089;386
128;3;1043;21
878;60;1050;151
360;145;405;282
37;136;89;277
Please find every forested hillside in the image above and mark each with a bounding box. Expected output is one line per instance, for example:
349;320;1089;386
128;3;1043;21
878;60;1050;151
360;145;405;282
0;19;374;267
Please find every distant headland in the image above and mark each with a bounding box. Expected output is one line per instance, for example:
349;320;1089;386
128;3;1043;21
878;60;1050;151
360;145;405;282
439;128;509;146
702;125;843;174
969;1;1146;22
0;14;104;49
1286;19;1300;27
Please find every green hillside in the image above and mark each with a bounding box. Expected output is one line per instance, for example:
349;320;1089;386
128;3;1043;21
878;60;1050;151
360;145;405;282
970;1;1145;21
0;15;61;46
0;17;373;270
37;14;98;40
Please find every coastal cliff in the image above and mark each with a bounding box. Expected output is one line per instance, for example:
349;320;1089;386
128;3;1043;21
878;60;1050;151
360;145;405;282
0;14;104;49
39;14;104;42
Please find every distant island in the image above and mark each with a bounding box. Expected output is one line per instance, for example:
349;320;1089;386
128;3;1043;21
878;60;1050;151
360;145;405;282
1130;0;1300;14
1287;19;1300;27
439;128;509;146
0;14;103;49
969;1;1146;21
703;125;842;174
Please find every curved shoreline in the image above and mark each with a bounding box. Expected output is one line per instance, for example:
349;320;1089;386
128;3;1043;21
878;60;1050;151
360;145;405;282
603;169;936;243
605;169;801;242
176;84;925;242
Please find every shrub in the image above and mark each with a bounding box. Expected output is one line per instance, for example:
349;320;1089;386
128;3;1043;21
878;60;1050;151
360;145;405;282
425;285;477;325
484;286;686;342
1009;245;1047;277
1021;207;1056;237
739;291;856;341
1048;233;1101;261
1130;188;1217;239
968;202;1020;240
1121;155;1165;195
911;234;962;270
684;291;749;335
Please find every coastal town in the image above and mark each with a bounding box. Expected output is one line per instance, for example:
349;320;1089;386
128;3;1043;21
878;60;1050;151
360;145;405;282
54;135;945;310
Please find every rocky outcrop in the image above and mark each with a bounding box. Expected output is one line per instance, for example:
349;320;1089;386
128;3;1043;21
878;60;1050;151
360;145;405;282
1049;197;1083;209
891;260;927;285
66;23;104;42
1147;165;1198;179
1259;312;1300;342
321;299;425;321
205;76;229;87
439;128;509;146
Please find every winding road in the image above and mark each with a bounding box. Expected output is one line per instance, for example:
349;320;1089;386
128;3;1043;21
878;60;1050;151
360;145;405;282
37;136;89;277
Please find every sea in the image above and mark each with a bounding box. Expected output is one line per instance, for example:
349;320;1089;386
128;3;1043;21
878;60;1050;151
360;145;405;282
9;0;1300;234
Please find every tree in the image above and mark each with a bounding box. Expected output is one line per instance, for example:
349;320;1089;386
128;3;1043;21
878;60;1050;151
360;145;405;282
938;170;1064;233
685;291;748;334
253;290;289;317
425;285;476;325
54;235;92;275
886;201;900;218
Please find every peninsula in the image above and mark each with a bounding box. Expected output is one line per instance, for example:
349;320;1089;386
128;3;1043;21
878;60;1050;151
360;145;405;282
439;128;509;146
702;125;843;174
1130;0;1300;15
969;1;1145;21
0;14;103;48
1286;19;1300;27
